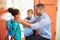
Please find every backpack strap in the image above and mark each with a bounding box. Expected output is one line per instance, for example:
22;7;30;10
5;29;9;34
12;22;19;37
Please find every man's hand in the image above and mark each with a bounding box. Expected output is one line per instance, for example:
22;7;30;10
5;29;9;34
15;17;21;23
15;17;31;28
25;19;29;22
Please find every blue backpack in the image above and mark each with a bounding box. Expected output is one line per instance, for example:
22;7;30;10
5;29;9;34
7;20;21;38
7;20;13;36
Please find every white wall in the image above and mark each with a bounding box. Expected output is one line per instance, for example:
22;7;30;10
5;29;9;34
19;0;34;38
6;0;34;38
20;0;34;19
56;0;60;40
7;0;34;19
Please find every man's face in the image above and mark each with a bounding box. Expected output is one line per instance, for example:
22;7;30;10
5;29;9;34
36;6;44;16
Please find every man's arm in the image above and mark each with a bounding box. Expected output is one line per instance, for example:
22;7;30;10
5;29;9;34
16;17;36;28
18;19;31;28
17;18;47;30
28;17;35;24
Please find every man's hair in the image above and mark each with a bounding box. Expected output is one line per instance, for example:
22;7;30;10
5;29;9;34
36;3;44;8
27;9;33;13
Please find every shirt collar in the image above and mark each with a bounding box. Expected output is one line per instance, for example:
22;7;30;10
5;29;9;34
40;13;46;19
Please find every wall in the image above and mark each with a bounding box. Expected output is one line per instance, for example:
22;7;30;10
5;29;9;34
56;0;60;40
0;0;7;9
7;0;34;39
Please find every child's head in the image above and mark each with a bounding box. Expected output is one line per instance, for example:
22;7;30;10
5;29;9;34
27;9;33;18
7;8;13;13
8;8;20;19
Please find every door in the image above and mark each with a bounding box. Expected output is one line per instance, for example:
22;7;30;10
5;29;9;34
34;0;57;40
0;9;7;40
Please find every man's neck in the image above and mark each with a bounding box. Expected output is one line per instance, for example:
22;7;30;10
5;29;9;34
39;12;44;17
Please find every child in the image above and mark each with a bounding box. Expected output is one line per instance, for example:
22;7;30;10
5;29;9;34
24;9;34;39
7;8;21;40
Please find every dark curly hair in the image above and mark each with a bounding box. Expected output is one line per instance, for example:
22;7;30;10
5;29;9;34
8;8;20;16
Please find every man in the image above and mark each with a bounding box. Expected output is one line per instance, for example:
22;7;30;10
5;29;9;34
16;3;52;40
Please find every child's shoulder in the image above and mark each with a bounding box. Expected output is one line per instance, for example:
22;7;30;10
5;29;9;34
7;20;13;24
7;20;13;22
12;21;19;25
7;20;19;26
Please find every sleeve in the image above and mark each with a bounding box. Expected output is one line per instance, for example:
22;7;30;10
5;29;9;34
31;19;47;30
